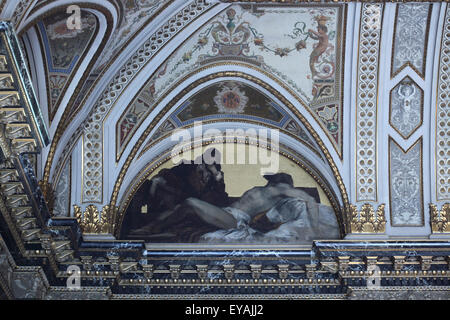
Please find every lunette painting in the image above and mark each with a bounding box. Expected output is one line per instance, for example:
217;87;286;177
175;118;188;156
121;145;340;244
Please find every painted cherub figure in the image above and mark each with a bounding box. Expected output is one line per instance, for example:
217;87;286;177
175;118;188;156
308;15;332;78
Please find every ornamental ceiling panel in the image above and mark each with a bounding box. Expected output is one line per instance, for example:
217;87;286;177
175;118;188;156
389;76;423;140
389;137;424;227
391;3;431;79
1;2;450;301
116;4;345;161
36;9;98;123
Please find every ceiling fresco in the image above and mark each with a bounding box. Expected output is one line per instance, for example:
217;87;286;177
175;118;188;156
117;4;344;160
36;9;97;122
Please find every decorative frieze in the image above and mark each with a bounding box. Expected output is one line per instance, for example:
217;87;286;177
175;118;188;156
348;286;450;300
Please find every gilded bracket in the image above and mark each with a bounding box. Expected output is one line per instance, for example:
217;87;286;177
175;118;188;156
74;205;117;234
348;204;386;234
430;203;450;233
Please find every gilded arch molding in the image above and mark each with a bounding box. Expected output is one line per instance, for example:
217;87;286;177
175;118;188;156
108;72;350;238
119;69;326;163
115;60;343;163
138;119;321;161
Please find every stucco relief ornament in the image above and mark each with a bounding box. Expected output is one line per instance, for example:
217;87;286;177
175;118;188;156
214;84;248;114
392;4;430;76
390;80;422;138
398;84;415;121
